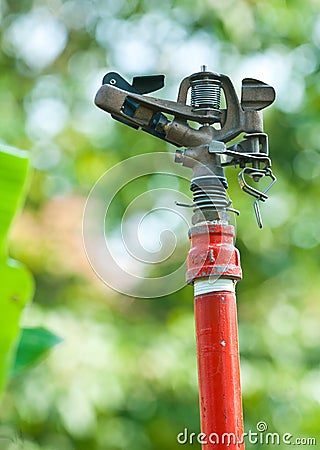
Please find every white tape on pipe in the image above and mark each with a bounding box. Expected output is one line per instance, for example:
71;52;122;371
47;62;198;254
194;278;235;296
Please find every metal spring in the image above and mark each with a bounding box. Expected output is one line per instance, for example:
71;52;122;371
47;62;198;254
191;177;229;212
191;78;221;110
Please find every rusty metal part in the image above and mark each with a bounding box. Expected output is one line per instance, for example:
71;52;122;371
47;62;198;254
186;223;242;283
241;78;276;111
174;144;230;224
95;68;276;227
95;70;275;145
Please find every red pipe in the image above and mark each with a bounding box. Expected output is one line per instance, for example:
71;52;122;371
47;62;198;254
195;291;244;449
187;223;244;449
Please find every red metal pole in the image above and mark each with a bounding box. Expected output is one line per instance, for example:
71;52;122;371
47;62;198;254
187;223;244;449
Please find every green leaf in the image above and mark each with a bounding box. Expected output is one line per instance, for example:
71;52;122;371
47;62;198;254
0;144;34;394
11;327;63;377
0;144;30;260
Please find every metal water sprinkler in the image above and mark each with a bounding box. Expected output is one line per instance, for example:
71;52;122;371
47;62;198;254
95;66;276;449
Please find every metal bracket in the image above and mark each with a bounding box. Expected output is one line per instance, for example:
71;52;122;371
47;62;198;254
238;167;276;228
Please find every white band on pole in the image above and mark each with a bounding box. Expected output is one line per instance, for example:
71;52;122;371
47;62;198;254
194;278;236;296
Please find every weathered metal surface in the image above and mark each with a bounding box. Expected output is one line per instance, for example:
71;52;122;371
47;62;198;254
95;70;275;145
186;223;242;283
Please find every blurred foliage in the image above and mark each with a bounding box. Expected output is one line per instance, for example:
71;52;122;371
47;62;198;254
12;327;63;378
1;0;320;449
0;145;59;403
0;145;34;395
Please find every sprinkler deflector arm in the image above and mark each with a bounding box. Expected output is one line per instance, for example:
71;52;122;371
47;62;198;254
94;68;276;450
95;71;274;144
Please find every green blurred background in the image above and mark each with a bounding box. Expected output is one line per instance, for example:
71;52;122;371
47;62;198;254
1;0;320;448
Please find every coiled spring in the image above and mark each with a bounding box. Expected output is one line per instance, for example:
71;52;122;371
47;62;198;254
175;175;237;223
191;77;221;111
191;176;229;212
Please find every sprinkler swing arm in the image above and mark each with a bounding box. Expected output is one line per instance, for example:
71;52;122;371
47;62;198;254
95;67;276;227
